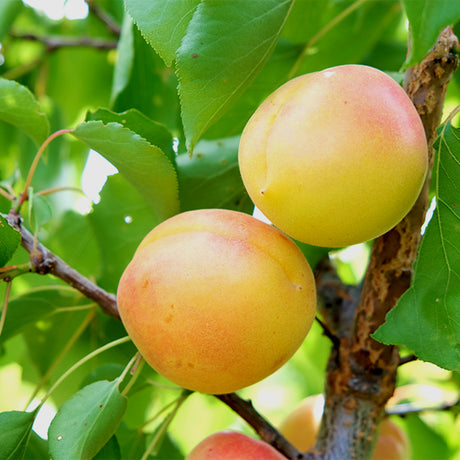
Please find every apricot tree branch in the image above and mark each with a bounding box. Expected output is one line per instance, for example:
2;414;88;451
9;31;117;51
4;209;119;320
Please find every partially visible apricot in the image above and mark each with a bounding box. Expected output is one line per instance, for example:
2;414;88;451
279;394;410;459
186;431;287;459
239;64;428;247
117;209;316;394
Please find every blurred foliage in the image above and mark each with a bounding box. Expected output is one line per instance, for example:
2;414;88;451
0;1;459;459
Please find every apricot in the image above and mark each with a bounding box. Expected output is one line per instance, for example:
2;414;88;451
186;431;287;459
279;394;410;459
239;64;428;247
117;209;316;394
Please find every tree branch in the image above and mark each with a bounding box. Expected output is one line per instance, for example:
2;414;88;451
9;31;117;51
4;210;120;320
312;27;459;460
85;0;121;36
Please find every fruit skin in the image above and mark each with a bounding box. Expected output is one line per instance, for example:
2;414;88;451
279;394;410;459
238;64;428;247
117;209;316;394
278;394;323;452
186;431;287;459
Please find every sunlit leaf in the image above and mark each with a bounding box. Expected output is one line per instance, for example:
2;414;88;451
86;108;175;164
48;380;127;460
72;120;179;221
124;0;200;66
177;0;294;152
0;79;49;146
402;0;460;67
373;119;460;371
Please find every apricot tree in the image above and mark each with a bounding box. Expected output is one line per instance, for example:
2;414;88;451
0;1;459;459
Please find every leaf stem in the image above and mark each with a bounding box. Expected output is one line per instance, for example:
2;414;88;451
17;129;72;209
140;390;192;460
25;308;97;408
120;354;145;397
37;335;131;410
288;0;369;79
0;187;14;201
36;186;85;197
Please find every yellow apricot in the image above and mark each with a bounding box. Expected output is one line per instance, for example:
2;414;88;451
239;64;428;247
279;394;410;459
186;431;287;459
117;209;316;394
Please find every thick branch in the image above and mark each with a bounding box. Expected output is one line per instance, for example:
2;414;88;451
5;210;120;319
313;27;459;460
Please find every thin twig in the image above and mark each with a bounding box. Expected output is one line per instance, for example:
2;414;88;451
398;354;418;366
386;399;459;417
85;0;121;36
9;32;117;51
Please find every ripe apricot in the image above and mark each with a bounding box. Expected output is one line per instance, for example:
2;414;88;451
239;64;428;247
117;209;316;394
279;394;410;459
186;431;287;459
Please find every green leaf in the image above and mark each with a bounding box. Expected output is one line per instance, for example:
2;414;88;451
48;380;127;460
177;0;294;152
0;410;36;460
0;0;22;39
176;136;252;213
404;415;451;460
24;431;49;460
110;13;135;106
373;120;460;371
0;79;49;146
88;174;160;292
86;108;175;164
402;0;460;67
111;23;182;133
0;214;20;267
72;120;179;221
27;188;52;236
125;0;200;66
93;435;121;460
0;287;83;344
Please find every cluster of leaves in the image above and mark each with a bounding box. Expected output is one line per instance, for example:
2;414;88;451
0;0;459;459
